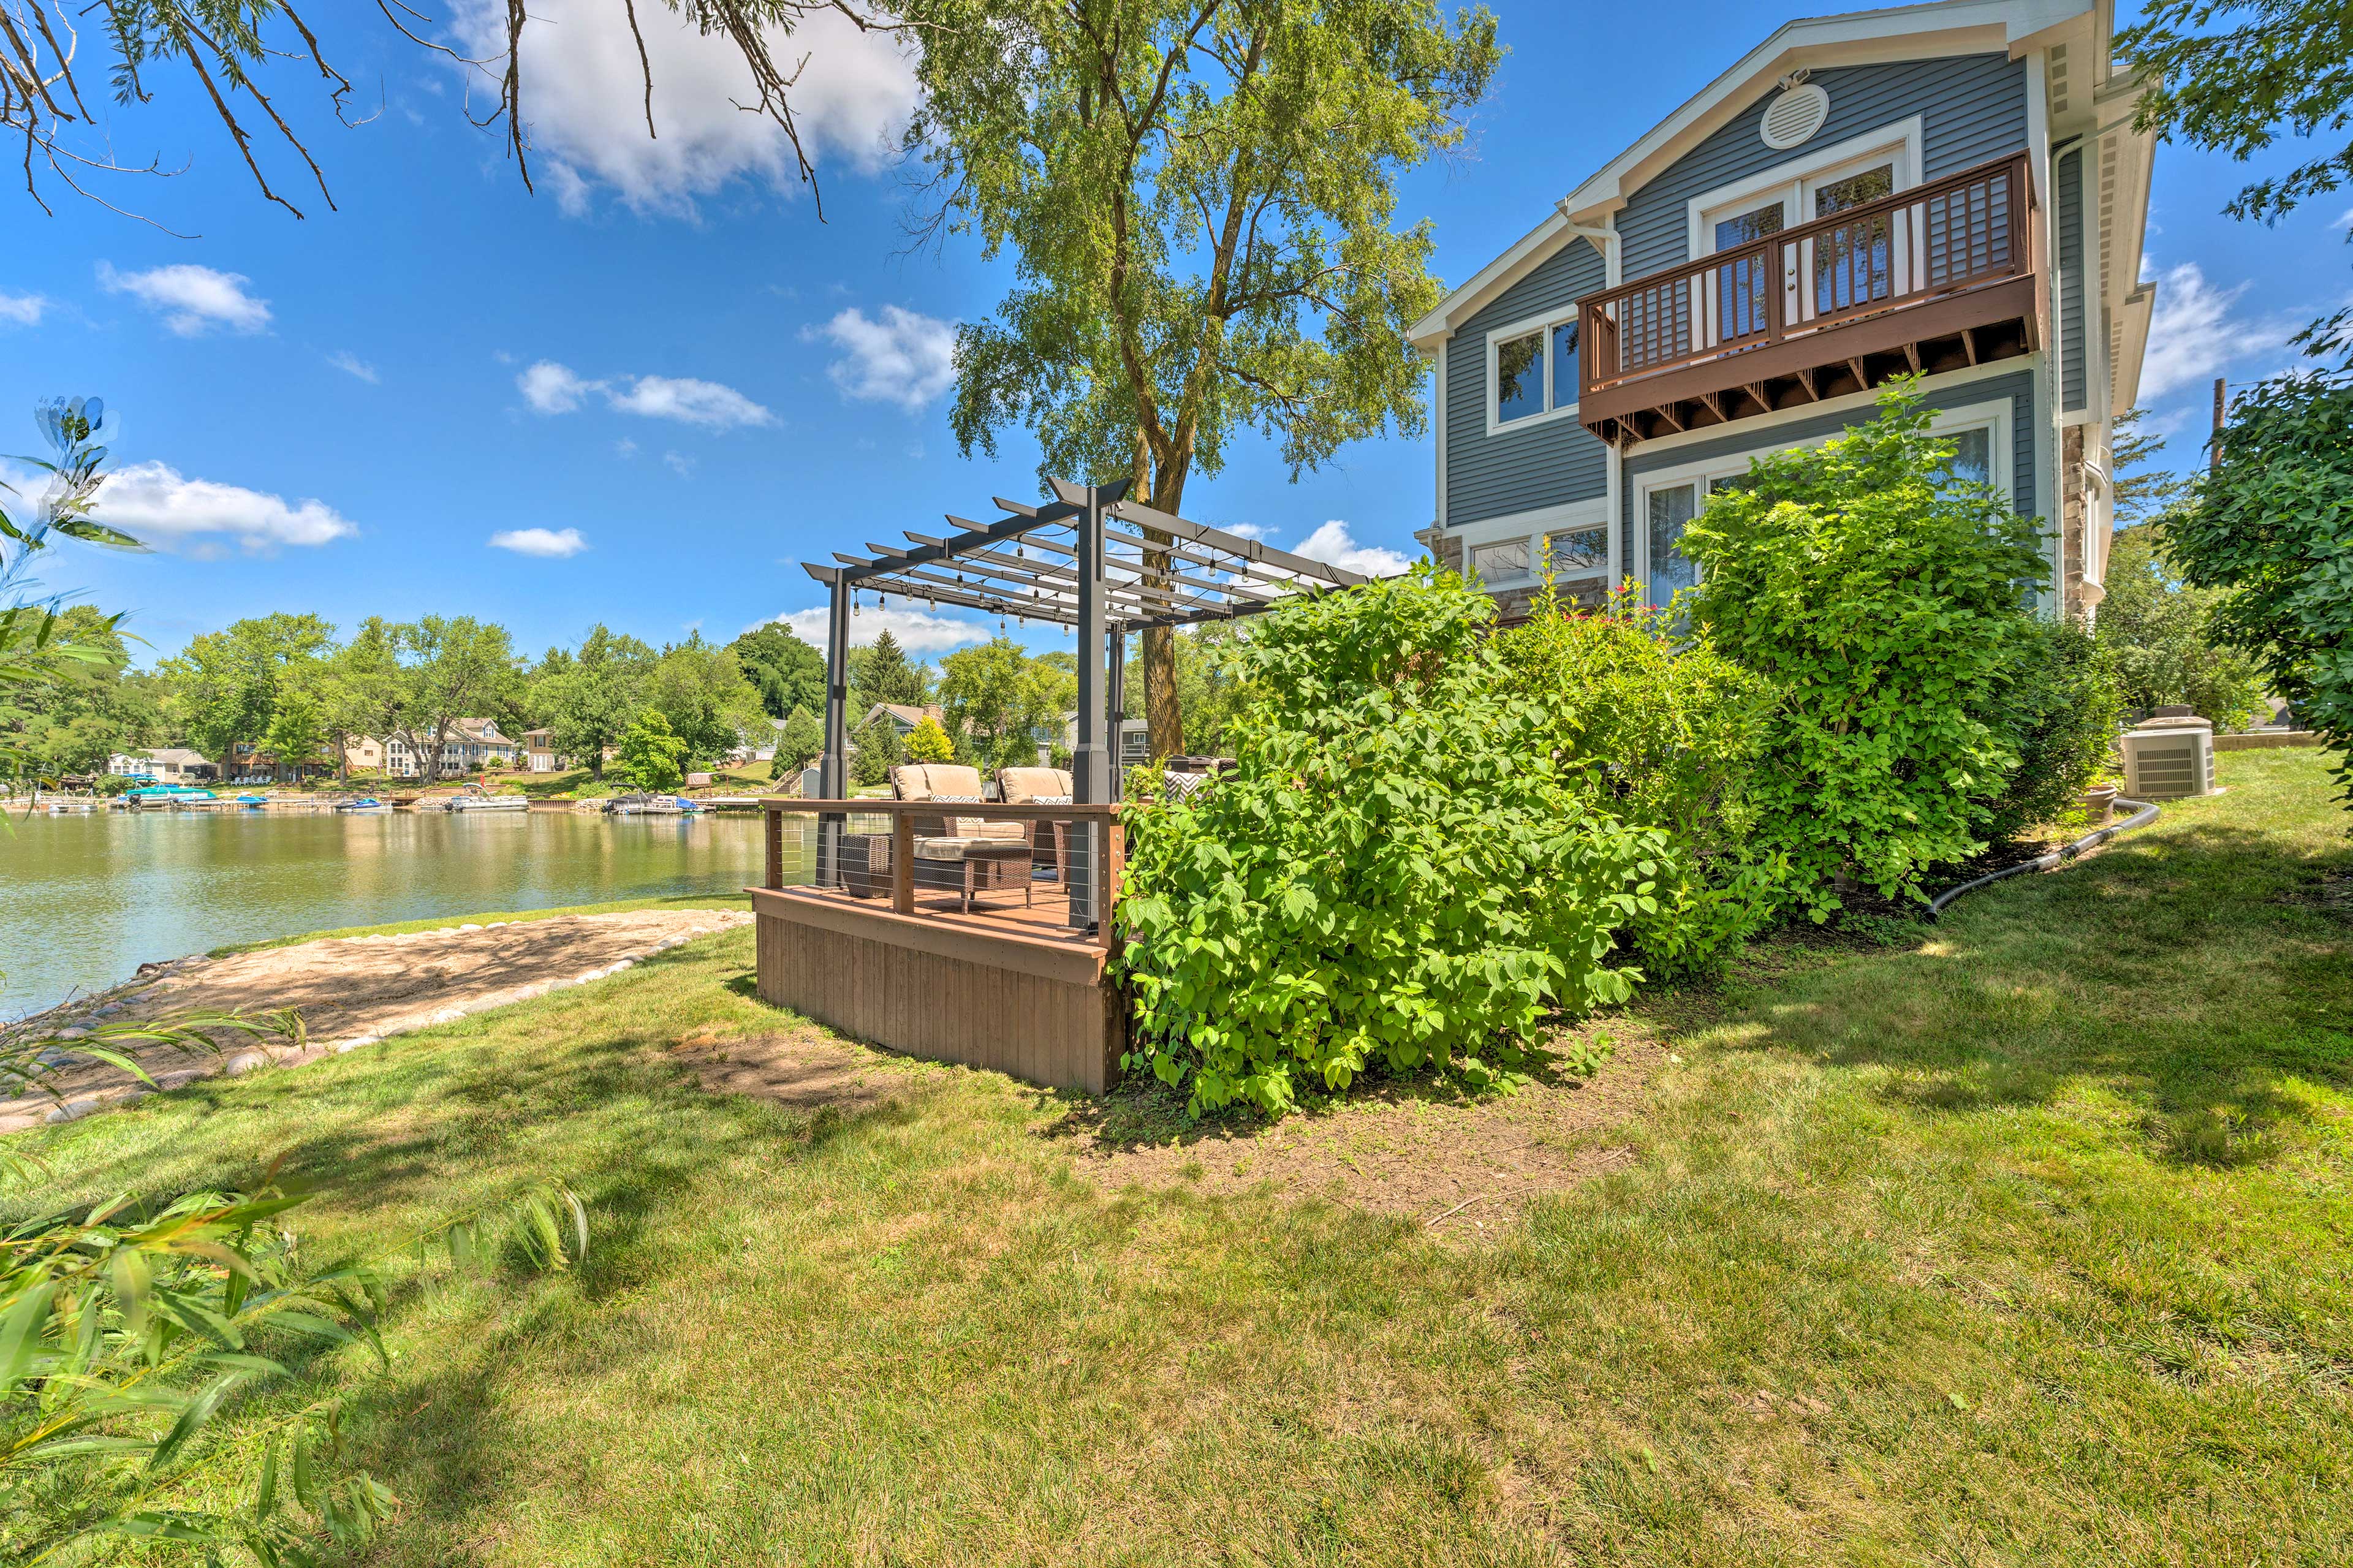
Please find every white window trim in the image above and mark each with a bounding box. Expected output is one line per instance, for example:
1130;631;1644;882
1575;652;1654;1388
1685;115;1925;259
1453;496;1616;591
1632;394;2014;602
1483;308;1583;438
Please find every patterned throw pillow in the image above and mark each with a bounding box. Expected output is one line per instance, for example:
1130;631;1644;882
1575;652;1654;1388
1030;794;1072;805
1164;771;1211;802
929;793;994;838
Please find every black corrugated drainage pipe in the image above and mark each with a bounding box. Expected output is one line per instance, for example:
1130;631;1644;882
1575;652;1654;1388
1927;798;2162;918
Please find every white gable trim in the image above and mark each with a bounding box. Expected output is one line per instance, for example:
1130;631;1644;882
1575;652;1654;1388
1411;0;2098;344
1559;0;2092;224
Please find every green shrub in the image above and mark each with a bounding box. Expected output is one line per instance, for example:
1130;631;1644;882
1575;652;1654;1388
904;714;956;763
1115;567;1666;1117
2096;518;2270;728
1985;613;2121;841
1490;581;1788;975
2167;371;2353;802
1681;386;2050;915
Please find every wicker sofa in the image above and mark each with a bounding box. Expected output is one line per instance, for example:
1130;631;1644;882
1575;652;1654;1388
890;763;1033;907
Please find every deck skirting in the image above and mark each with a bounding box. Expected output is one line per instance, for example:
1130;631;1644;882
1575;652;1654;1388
749;886;1125;1094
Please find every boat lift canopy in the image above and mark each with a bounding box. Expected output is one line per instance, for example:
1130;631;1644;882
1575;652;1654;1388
797;477;1371;925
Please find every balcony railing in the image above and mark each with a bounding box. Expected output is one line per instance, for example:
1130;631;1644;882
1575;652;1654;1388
1578;151;2036;425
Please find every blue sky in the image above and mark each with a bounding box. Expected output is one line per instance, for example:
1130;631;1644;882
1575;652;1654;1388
1;0;2343;668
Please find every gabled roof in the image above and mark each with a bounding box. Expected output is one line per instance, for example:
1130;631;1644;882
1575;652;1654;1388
1409;0;2104;347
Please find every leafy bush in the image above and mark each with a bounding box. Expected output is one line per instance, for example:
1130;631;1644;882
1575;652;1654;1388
904;714;955;763
1490;581;1787;975
1985;613;2121;841
2167;371;2353;801
2097;518;2272;727
1681;387;2051;915
1;1169;584;1560
1116;567;1665;1116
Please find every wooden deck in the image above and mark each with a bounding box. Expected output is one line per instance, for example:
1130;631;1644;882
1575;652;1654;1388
749;800;1127;1095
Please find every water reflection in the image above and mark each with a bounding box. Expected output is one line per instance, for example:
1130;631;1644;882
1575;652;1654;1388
1;809;771;1017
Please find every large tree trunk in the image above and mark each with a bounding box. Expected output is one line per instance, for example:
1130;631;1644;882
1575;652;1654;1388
1134;432;1185;761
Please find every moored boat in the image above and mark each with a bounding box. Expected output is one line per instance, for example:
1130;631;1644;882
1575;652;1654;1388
603;793;702;816
446;795;529;812
125;784;217;806
336;797;390;813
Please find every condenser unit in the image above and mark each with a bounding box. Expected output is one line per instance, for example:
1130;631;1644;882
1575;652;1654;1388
2120;718;2215;799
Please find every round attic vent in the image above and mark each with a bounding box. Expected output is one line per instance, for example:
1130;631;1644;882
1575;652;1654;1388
1760;82;1830;150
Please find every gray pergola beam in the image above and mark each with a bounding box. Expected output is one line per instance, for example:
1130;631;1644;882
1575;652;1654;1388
923;536;1219;616
1108;498;1368;588
862;555;1174;624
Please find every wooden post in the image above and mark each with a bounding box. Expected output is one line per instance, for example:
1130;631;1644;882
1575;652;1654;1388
1105;623;1126;801
764;806;784;891
1102;816;1125;940
892;811;915;916
817;569;851;887
2211;376;2226;468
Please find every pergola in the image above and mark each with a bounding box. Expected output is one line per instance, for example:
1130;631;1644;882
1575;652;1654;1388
799;476;1370;925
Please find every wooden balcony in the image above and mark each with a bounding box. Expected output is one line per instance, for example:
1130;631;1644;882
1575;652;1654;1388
1578;152;2041;447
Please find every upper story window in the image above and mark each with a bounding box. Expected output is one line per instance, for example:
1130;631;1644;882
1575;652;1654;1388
1488;314;1581;433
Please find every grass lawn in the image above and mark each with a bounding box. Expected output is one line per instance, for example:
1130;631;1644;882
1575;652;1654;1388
12;749;2351;1564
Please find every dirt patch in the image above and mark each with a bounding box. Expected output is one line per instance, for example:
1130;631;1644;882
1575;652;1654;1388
670;1023;905;1115
6;909;751;1132
1045;1021;1665;1234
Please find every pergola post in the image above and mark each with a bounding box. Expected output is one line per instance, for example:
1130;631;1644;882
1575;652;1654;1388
1104;623;1126;803
1066;481;1110;928
817;568;851;887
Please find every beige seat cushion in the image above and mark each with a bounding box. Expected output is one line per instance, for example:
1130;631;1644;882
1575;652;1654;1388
892;762;1022;841
998;766;1074;805
892;762;985;801
913;835;1031;862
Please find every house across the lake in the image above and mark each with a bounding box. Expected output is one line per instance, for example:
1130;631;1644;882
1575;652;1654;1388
1411;0;2153;624
107;748;218;782
354;719;528;778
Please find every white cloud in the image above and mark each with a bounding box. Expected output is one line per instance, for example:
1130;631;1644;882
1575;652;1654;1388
813;305;958;412
2140;261;2297;399
89;461;355;554
610;374;774;429
1291;520;1412;577
328;350;379;384
449;0;919;218
97;262;270;336
518;360;604;414
1221;520;1273;541
518;362;771;429
489;526;588;558
663;450;698;479
775;605;988;653
0;292;44;327
615;437;638;457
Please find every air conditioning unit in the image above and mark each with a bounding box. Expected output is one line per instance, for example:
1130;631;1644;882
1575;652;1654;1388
2120;715;2215;799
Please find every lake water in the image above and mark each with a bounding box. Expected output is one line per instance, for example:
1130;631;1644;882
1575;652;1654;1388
1;807;774;1018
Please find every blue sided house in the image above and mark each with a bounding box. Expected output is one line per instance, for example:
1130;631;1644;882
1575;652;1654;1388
1409;0;2156;624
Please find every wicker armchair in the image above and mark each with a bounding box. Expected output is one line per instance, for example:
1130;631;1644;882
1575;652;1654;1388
997;766;1075;884
890;763;1031;901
